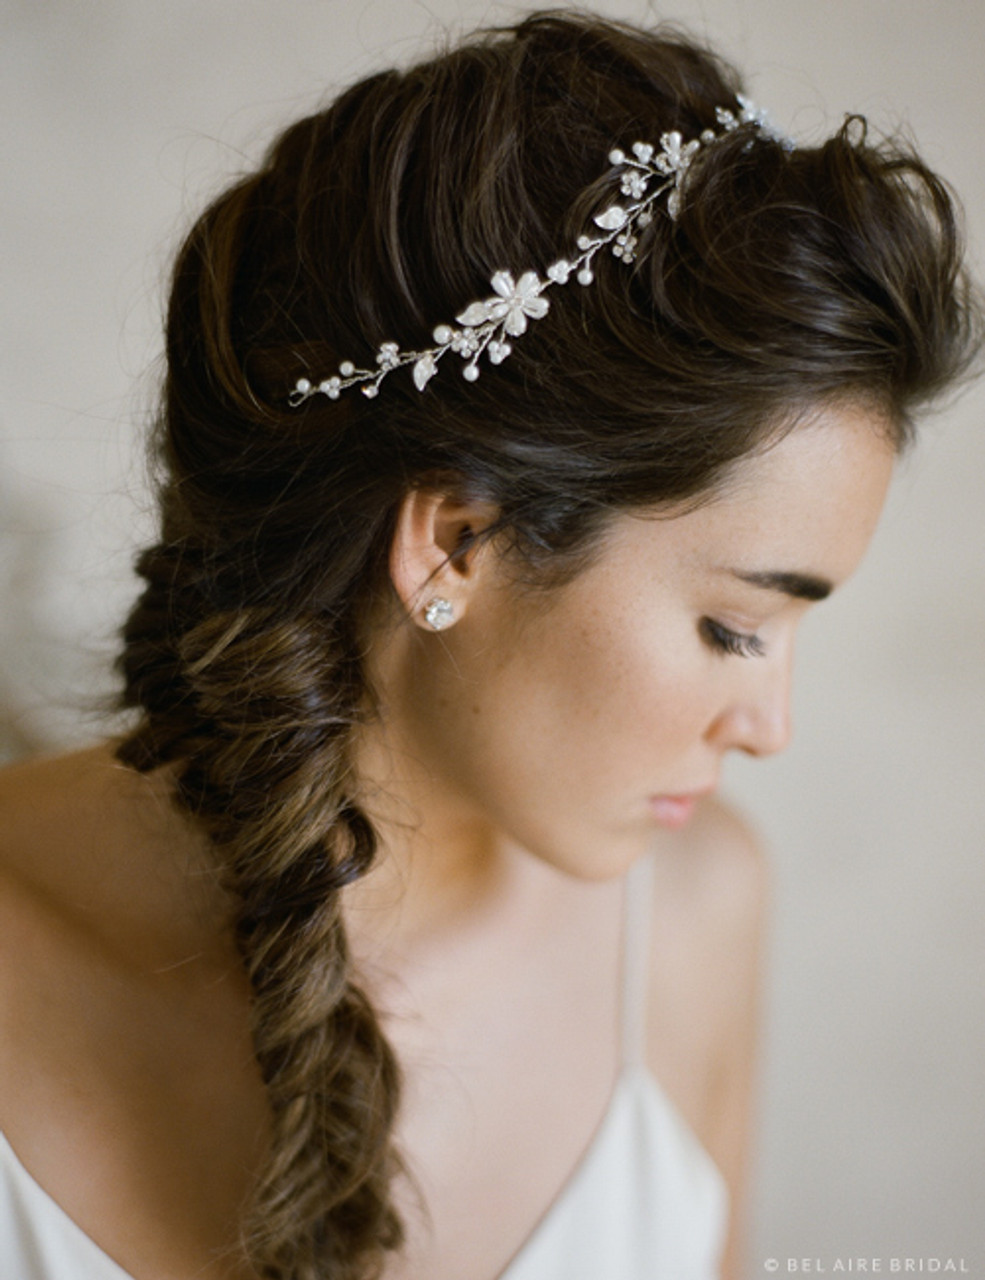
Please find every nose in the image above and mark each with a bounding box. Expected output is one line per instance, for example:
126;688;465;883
707;653;793;759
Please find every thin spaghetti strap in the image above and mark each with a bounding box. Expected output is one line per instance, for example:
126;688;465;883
620;850;657;1068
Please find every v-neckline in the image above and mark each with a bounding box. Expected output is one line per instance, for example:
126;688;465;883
493;1065;638;1278
0;1131;137;1279
0;857;668;1280
0;1071;642;1280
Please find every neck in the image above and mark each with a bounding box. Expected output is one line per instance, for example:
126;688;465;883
344;711;520;964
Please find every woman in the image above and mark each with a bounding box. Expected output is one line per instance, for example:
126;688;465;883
0;11;977;1280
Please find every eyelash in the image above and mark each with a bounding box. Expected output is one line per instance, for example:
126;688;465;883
700;618;766;659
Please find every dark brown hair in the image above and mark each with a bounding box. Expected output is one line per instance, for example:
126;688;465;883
116;11;979;1278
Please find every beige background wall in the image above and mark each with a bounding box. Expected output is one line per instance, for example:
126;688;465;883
2;0;982;1273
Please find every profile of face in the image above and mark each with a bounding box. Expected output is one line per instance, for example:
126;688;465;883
371;401;896;881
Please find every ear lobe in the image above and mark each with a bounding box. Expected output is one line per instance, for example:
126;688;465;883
389;488;499;626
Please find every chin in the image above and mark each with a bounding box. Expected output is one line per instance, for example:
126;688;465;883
528;830;651;885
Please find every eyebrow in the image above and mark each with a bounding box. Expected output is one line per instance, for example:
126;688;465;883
730;569;834;601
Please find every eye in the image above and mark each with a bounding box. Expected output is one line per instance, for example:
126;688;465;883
699;617;766;659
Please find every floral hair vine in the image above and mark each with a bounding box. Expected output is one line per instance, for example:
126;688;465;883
289;96;785;406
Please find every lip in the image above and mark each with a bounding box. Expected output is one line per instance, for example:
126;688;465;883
647;787;715;830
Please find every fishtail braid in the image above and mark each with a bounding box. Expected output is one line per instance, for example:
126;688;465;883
119;596;403;1280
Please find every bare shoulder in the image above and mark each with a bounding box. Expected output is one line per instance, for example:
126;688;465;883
646;794;769;975
0;747;124;1089
0;745;126;992
1;746;94;885
645;794;769;1066
0;742;110;825
677;794;770;944
0;743;133;900
0;742;217;963
645;797;770;1279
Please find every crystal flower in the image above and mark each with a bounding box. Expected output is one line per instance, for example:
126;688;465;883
612;231;638;263
493;270;550;335
620;170;649;200
487;340;512;364
655;131;701;177
458;270;550;337
547;259;572;284
449;328;481;356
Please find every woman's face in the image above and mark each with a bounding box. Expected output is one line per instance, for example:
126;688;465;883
379;402;896;881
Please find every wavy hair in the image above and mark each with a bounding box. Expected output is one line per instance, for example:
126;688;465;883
116;11;980;1278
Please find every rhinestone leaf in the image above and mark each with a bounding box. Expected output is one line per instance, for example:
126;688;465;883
456;300;493;327
413;354;437;390
593;206;627;230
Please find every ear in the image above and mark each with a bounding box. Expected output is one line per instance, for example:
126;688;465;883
389;488;500;629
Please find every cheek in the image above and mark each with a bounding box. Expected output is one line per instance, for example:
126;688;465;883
393;576;724;879
569;612;714;774
432;595;711;814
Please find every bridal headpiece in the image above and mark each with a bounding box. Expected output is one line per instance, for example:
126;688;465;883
289;96;785;406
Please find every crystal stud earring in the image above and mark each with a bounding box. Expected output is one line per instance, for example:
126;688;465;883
423;596;456;631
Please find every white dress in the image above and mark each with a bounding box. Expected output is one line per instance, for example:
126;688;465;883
0;854;728;1279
